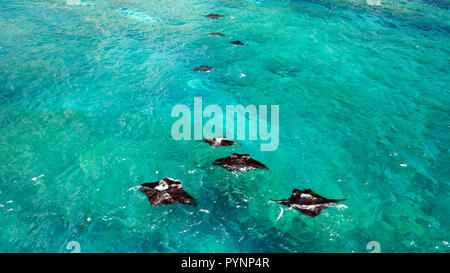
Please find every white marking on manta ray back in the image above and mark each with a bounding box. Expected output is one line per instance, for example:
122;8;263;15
155;183;169;191
300;193;317;200
291;203;334;210
165;177;182;183
154;193;172;205
226;165;256;173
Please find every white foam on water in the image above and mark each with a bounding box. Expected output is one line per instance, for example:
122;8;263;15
115;8;160;23
367;0;381;6
66;0;81;5
66;0;93;7
128;186;141;192
32;174;44;181
276;207;284;221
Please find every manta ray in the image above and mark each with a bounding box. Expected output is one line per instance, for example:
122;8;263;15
271;189;345;217
230;41;244;45
203;13;225;19
140;178;196;207
193;65;213;72
213;153;268;172
200;137;239;147
208;32;225;36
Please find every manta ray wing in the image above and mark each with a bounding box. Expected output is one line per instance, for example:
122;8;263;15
246;158;268;169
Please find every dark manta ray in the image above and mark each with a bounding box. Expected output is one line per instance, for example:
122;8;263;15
193;65;213;72
200;137;239;147
140;178;196;207
230;41;244;45
213;153;268;172
272;189;345;217
203;13;225;19
208;32;225;36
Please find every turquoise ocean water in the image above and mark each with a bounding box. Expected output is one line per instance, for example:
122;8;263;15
0;0;449;252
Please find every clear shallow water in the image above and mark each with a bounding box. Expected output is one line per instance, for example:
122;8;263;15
0;0;449;252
